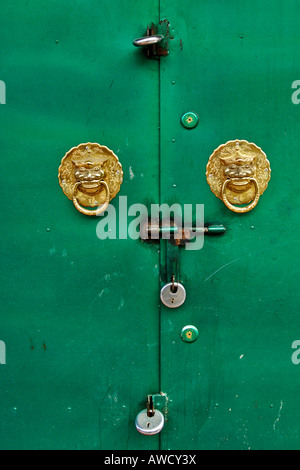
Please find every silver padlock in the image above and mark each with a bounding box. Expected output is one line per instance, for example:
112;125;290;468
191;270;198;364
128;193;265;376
160;281;186;308
135;408;165;436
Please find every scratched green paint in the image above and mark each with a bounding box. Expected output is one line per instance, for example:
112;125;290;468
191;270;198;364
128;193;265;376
1;0;300;451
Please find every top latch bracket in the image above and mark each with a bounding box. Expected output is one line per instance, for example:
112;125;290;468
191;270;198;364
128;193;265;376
133;20;170;58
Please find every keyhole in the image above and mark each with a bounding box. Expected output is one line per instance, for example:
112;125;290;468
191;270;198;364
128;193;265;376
147;422;151;428
171;298;175;304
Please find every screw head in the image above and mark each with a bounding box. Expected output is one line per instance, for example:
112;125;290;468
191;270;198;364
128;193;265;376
180;112;199;129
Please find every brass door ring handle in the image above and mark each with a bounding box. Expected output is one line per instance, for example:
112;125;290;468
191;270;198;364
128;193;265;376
206;139;271;213
72;180;110;216
58;143;123;216
221;177;260;214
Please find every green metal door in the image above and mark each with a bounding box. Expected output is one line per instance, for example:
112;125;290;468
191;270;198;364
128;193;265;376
0;0;161;450
1;0;300;451
159;0;300;450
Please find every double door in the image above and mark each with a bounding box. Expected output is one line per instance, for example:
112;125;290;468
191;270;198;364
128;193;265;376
1;0;300;450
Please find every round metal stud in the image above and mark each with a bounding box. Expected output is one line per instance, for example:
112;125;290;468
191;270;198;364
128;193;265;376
181;325;199;343
180;112;199;129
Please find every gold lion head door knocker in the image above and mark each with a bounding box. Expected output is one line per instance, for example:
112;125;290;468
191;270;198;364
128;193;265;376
58;143;123;216
206;139;271;213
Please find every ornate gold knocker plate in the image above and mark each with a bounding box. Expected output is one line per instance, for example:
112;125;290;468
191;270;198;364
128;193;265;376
58;143;123;216
206;139;271;213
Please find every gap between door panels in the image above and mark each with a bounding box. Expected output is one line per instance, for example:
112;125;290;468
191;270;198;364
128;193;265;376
158;0;167;451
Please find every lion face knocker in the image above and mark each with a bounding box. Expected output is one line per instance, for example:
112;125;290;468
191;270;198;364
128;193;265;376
206;140;271;213
58;143;123;216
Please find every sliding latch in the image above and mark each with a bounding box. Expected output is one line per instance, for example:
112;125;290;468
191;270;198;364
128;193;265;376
140;218;226;308
140;219;226;246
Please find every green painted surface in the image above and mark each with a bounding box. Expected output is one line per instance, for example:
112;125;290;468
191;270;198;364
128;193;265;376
0;0;300;450
159;0;300;450
0;0;161;450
